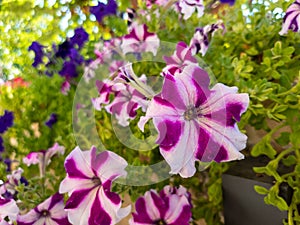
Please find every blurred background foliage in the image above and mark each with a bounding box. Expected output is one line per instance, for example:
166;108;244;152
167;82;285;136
0;0;299;224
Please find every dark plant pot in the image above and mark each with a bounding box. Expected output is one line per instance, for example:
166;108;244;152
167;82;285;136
222;156;292;225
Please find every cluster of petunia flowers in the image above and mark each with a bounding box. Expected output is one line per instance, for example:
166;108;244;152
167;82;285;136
2;1;299;225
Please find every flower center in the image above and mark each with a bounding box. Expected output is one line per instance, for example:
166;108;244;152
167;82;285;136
92;176;101;186
155;219;167;225
40;210;50;217
184;105;198;121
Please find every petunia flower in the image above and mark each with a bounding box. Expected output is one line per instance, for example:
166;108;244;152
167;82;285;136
92;79;114;111
23;143;65;177
178;0;204;20
220;0;235;5
129;185;192;225
0;137;3;153
121;24;160;56
59;146;131;225
279;0;300;35
28;41;45;67
61;80;71;95
45;113;57;128
146;0;169;8
138;65;249;178
59;61;78;78
70;27;89;49
163;41;198;75
190;20;225;56
17;193;71;225
55;40;73;59
90;0;118;23
0;197;19;225
0;111;14;134
0;168;25;197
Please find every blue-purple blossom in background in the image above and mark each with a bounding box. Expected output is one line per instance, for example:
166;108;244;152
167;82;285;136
0;110;14;134
28;41;45;67
45;113;57;128
70;27;89;49
90;0;118;23
220;0;235;5
0;137;3;153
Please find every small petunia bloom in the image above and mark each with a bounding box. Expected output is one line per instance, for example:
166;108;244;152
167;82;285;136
0;197;19;225
0;168;25;197
0;111;14;134
59;146;131;225
163;41;198;75
90;0;118;23
23;143;65;177
45;113;57;128
121;24;160;56
28;41;45;67
17;193;71;225
138;65;249;178
91;79;114;111
190;20;225;56
61;80;71;95
178;0;204;20
70;27;89;49
279;0;300;35
129;185;192;225
146;0;169;8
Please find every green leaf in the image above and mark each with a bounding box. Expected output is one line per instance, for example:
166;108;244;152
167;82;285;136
282;155;297;167
254;185;269;195
251;135;277;159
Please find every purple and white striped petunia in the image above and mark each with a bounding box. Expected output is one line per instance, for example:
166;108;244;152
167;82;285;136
138;65;249;178
17;193;71;225
178;0;204;20
190;21;225;56
0;197;19;225
121;24;160;56
59;146;131;225
0;168;24;197
92;79;114;111
129;185;192;225
279;0;300;35
163;41;198;75
23;143;65;177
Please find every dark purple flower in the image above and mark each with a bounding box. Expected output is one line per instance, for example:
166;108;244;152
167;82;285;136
70;27;89;49
59;61;78;78
0;136;3;153
45;113;57;128
55;40;73;59
28;41;45;67
220;0;235;5
69;48;84;64
90;0;118;23
0;110;14;134
4;158;11;172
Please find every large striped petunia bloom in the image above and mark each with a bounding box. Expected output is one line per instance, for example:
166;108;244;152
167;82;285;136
279;0;300;35
121;24;160;56
59;146;131;225
138;65;249;178
129;185;192;225
0;197;19;225
17;193;70;225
